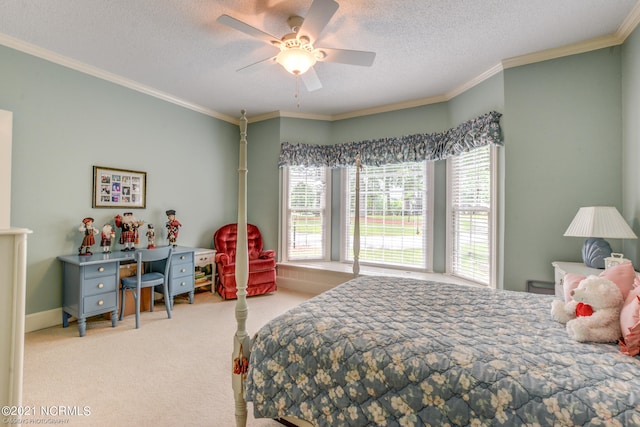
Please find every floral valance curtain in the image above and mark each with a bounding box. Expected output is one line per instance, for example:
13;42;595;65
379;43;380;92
278;111;502;168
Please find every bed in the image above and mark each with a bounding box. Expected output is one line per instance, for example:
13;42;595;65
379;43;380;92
245;276;640;426
229;110;640;426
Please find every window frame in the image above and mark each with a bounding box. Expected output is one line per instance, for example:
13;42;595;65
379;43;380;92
445;145;498;287
280;165;332;263
340;161;434;271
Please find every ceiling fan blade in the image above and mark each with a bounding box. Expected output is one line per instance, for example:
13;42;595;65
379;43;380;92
298;0;339;43
218;14;281;45
301;67;322;92
318;48;376;66
236;56;277;73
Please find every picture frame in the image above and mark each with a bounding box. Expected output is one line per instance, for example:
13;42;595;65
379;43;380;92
92;166;146;208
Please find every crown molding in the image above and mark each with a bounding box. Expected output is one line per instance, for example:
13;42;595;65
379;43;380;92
444;63;505;100
328;94;449;121
617;0;640;41
0;33;238;125
501;34;623;70
248;110;332;124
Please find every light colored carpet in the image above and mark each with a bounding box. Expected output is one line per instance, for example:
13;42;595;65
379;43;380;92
22;288;314;427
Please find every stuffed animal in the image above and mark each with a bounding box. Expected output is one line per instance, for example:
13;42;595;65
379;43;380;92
550;275;624;343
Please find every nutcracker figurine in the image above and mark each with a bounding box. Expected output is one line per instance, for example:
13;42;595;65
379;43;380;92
115;212;144;251
146;224;156;249
100;223;116;253
78;217;98;256
165;209;182;247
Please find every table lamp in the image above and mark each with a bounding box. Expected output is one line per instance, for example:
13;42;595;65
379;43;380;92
564;206;637;268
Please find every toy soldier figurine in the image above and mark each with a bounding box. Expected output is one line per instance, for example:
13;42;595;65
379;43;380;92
100;223;116;253
115;212;144;251
146;224;156;249
165;209;181;247
78;217;98;256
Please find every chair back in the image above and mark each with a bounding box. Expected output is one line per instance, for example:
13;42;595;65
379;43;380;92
214;223;263;263
135;246;173;279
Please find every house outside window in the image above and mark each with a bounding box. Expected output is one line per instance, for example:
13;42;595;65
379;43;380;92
281;165;331;261
342;161;433;270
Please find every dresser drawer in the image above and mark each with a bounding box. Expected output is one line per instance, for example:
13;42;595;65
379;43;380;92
83;292;117;315
84;276;117;296
83;262;117;279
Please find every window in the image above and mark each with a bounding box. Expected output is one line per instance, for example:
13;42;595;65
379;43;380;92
446;145;497;286
342;162;433;269
281;166;331;261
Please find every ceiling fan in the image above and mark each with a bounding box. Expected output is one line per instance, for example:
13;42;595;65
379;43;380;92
217;0;376;92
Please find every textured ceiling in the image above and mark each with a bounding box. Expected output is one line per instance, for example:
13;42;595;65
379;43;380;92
0;0;638;122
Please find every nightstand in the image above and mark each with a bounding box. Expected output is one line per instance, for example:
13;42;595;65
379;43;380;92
551;261;602;301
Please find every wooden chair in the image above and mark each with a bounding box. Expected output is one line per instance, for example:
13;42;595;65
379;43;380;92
120;246;173;328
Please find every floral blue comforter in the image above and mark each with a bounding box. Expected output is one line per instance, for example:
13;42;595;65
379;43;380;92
245;276;640;426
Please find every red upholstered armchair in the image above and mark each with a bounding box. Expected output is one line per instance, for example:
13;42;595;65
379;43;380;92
213;223;277;300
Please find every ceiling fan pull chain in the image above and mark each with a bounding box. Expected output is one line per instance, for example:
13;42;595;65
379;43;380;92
295;75;302;111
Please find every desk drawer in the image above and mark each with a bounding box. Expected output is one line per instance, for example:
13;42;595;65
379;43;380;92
83;292;117;315
171;263;193;279
83;262;117;280
172;275;194;295
172;252;193;266
84;276;117;296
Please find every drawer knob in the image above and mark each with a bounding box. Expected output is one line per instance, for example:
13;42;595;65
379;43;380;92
98;300;104;306
181;282;186;287
98;267;105;272
181;268;186;273
180;255;185;260
98;283;104;289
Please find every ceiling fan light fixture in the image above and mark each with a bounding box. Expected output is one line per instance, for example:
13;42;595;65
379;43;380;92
276;47;316;75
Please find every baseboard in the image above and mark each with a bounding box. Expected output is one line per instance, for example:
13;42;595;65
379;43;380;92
25;307;62;332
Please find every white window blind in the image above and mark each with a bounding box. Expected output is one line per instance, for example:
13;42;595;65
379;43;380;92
285;166;329;261
344;162;429;269
449;145;492;285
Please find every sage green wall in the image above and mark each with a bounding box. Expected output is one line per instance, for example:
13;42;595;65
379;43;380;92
1;45;240;315
245;117;333;254
447;73;506;287
622;26;640;264
503;48;624;291
245;118;284;251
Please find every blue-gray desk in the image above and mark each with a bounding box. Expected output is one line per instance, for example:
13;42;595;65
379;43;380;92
57;246;196;337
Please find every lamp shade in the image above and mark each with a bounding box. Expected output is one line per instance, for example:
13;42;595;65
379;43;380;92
564;206;637;239
276;48;316;75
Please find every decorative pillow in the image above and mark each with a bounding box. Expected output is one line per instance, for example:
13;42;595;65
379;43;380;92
562;263;636;302
619;286;640;356
600;262;636;300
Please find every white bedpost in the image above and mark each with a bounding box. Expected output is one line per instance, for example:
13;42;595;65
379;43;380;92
233;110;250;427
353;155;361;276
